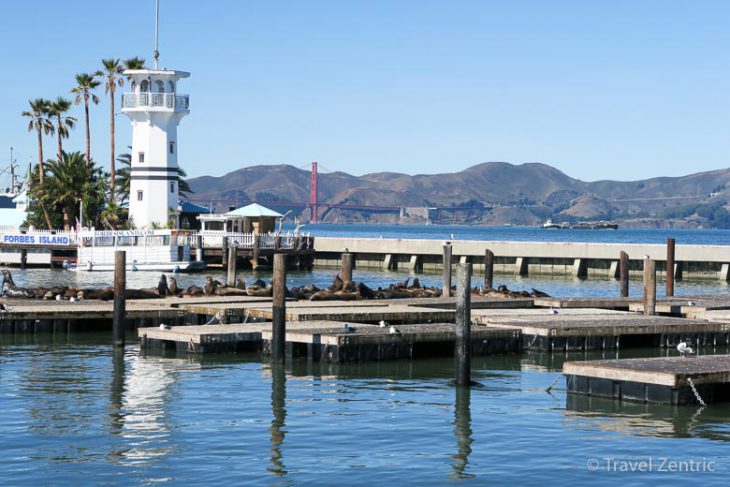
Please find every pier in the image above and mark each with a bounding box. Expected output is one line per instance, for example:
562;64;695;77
314;237;730;280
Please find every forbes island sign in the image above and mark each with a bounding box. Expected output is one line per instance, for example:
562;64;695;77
2;233;71;246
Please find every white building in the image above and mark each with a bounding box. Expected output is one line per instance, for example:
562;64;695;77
121;69;190;229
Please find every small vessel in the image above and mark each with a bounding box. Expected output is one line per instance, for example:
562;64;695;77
71;230;206;272
542;220;619;230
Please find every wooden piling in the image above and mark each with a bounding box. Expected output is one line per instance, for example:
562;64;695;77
643;258;656;316
252;234;260;267
443;244;453;298
195;235;203;261
666;238;675;297
455;263;472;386
619;251;629;297
221;237;229;268
271;253;287;363
113;250;126;348
20;249;27;269
227;244;237;287
484;249;494;290
341;252;353;286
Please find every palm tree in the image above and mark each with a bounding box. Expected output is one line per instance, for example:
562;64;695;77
21;98;55;229
123;57;146;71
48;97;76;161
70;73;100;167
97;59;124;203
45;152;107;230
177;167;194;198
116;152;131;203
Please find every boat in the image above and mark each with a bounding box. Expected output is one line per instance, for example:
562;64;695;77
542;220;619;230
72;230;207;272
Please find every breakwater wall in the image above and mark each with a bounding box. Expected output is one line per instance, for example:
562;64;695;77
313;237;730;280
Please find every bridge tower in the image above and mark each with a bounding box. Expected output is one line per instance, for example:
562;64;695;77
310;161;318;224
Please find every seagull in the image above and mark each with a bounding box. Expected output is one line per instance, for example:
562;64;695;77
69;297;76;303
687;301;695;306
643;254;650;260
550;307;559;315
389;326;400;335
160;323;172;330
379;320;388;328
677;342;694;357
343;323;352;333
344;248;350;253
450;233;456;240
0;303;14;312
55;294;62;301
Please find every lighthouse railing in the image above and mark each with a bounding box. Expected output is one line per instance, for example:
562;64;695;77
122;93;189;111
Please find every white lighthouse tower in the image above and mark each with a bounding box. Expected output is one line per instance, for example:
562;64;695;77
121;1;189;229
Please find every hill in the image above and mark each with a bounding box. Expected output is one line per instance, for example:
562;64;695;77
186;162;730;227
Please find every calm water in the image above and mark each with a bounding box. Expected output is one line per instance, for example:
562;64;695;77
3;225;730;484
1;338;729;485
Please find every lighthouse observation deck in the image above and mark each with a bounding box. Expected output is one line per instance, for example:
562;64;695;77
122;92;189;112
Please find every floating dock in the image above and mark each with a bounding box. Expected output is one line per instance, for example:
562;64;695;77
138;321;522;362
564;355;730;404
476;311;728;351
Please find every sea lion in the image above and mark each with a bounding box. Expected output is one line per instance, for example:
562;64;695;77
186;285;204;296
157;274;168;296
530;288;550;298
168;277;180;296
235;278;246;290
203;276;216;296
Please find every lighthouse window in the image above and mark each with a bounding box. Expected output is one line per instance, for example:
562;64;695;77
169;141;175;154
137;191;143;201
170;182;175;193
138;152;145;163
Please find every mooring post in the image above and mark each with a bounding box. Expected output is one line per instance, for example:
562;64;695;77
455;263;472;387
443;244;453;298
271;253;287;363
643;258;656;316
666;238;676;297
221;236;228;268
195;234;203;261
484;249;494;290
341;252;353;287
252;234;260;267
619;251;629;297
113;250;126;348
227;243;237;287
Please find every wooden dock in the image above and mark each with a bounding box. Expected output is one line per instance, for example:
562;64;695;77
476;311;728;351
564;355;730;404
533;297;637;310
244;304;455;324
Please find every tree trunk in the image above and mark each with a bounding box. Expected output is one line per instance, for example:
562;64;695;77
56;115;63;162
109;89;116;201
84;94;91;167
36;126;54;230
62;207;71;231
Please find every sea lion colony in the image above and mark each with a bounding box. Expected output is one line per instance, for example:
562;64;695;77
0;269;549;302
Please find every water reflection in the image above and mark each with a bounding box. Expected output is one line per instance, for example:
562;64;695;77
451;386;475;480
564;394;730;441
117;354;186;462
268;363;288;477
109;349;125;435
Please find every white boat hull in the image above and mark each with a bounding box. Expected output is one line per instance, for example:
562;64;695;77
70;260;206;273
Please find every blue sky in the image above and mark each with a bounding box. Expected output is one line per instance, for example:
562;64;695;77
1;0;729;183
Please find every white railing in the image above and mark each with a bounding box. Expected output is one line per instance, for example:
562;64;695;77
122;93;190;111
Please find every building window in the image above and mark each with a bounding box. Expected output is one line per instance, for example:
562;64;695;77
138;152;145;163
137;191;143;201
169;141;175;154
170;182;175;193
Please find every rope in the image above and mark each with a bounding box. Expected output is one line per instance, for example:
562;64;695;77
546;374;563;392
203;310;225;326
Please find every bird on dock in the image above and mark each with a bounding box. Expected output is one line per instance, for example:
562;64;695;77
450;233;455;240
343;323;352;333
0;303;14;312
344;247;350;253
379;320;388;328
389;326;400;335
160;323;172;330
688;301;695;306
55;294;63;301
677;342;694;357
69;297;76;303
550;307;559;315
643;254;650;260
